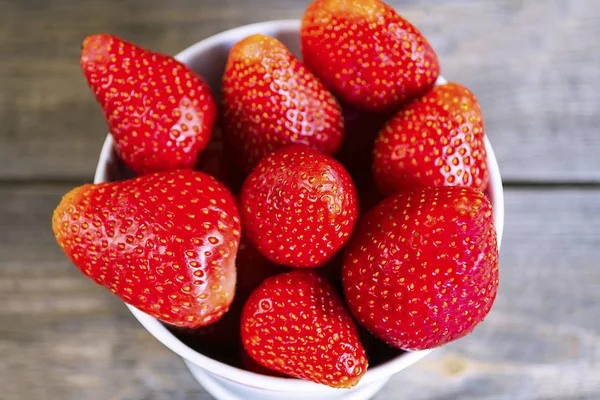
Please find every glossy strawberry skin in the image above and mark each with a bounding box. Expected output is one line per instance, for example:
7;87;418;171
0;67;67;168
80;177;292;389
301;0;440;113
172;237;284;356
222;34;344;173
241;270;368;388
52;170;241;328
342;186;499;350
240;145;358;268
81;34;217;175
373;83;489;196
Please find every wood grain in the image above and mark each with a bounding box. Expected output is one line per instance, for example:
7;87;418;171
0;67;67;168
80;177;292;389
0;185;598;399
1;0;599;182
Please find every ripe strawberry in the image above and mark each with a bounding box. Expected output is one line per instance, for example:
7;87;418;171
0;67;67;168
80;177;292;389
81;34;217;175
166;235;283;366
301;0;440;113
342;186;499;350
52;169;241;328
240;145;358;268
372;82;489;196
222;34;344;173
241;270;368;387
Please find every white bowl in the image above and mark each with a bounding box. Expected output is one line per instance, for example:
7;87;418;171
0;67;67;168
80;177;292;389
94;19;505;400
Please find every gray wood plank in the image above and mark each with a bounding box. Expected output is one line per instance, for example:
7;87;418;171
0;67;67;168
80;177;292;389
0;184;598;399
0;184;214;400
1;0;599;182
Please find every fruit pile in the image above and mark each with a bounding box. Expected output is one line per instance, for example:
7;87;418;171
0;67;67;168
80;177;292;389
52;0;499;389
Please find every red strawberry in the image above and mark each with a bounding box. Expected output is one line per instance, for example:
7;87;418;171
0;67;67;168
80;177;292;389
222;34;344;173
373;82;489;196
52;169;240;328
301;0;440;113
240;145;358;268
81;34;217;175
241;270;368;387
342;186;499;350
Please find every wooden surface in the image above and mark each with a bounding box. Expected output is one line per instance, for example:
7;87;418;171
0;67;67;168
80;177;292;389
0;0;599;399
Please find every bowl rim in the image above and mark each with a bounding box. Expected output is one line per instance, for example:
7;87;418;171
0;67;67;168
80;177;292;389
93;18;504;392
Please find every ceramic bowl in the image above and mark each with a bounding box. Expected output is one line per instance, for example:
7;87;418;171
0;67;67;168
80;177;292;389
94;19;505;400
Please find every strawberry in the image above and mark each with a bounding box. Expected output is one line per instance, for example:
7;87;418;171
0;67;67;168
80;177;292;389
240;145;358;268
301;0;440;113
342;186;499;350
484;185;492;202
222;34;344;173
166;234;282;364
52;169;241;328
241;270;368;387
81;34;217;175
372;82;489;196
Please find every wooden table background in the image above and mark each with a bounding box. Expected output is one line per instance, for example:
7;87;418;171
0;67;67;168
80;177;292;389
1;0;599;399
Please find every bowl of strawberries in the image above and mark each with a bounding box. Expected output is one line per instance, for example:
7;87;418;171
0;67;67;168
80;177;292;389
52;0;504;399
